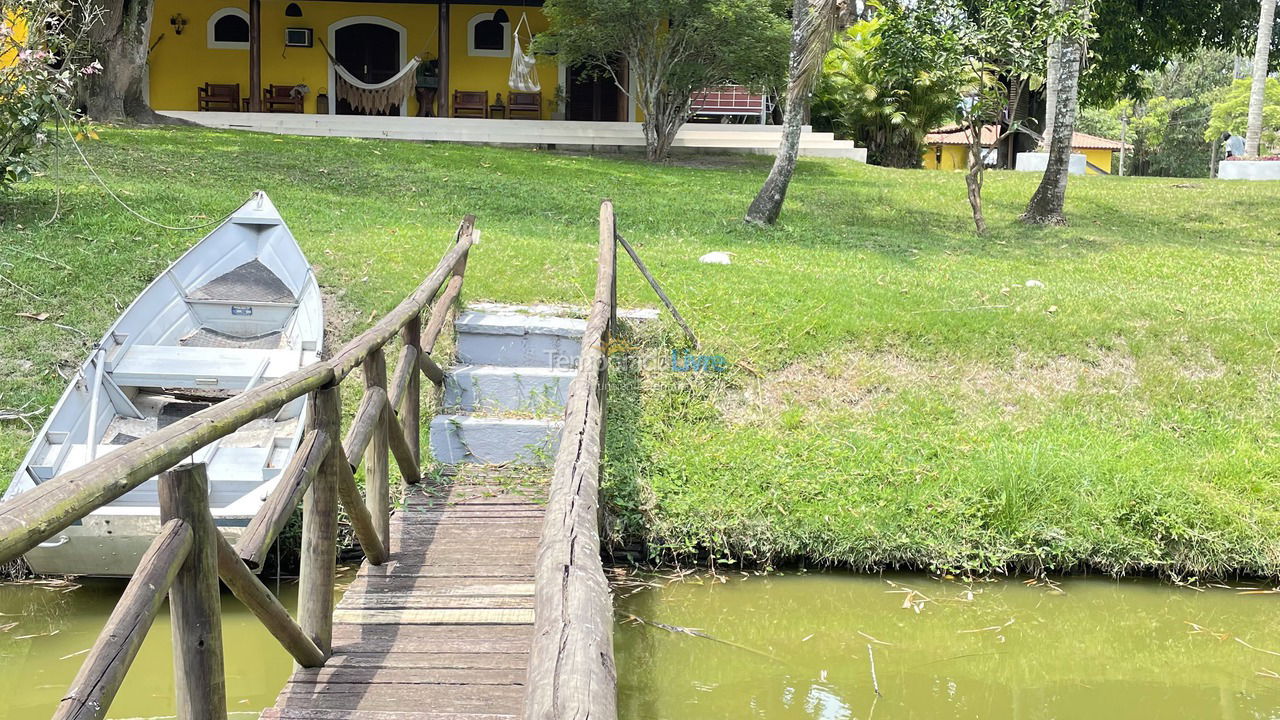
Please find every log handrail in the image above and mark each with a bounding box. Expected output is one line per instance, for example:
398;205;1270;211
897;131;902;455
524;201;619;720
13;216;476;720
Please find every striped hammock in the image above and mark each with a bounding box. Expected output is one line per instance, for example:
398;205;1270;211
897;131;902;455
334;57;421;115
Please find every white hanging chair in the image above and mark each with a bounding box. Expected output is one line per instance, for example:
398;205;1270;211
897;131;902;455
508;13;540;93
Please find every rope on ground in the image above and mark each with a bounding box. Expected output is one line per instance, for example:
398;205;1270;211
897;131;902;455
56;110;239;231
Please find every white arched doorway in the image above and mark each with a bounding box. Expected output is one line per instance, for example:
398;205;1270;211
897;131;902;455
327;16;409;116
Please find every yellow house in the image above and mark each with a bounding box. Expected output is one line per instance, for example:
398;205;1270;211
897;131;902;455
1;15;27;69
146;0;631;120
921;125;1127;175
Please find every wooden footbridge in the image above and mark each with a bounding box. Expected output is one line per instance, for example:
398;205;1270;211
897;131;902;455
0;203;626;720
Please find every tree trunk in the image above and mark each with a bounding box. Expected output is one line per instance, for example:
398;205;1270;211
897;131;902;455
642;112;679;162
745;0;816;226
1022;4;1087;226
746;98;805;225
965;129;987;235
1246;0;1277;156
1040;37;1061;149
79;0;167;123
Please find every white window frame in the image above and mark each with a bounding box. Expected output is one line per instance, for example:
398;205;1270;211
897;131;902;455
467;13;510;57
208;8;250;50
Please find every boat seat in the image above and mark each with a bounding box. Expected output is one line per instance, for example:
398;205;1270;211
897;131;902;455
108;345;308;390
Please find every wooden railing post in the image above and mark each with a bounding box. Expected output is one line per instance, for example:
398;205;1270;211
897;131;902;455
400;314;422;468
299;384;341;655
158;463;227;720
54;520;192;720
363;349;391;546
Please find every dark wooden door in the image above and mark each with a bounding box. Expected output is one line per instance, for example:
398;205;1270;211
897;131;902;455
567;64;623;122
335;23;401;115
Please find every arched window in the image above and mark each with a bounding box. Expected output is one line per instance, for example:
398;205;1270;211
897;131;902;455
467;13;510;57
208;8;249;49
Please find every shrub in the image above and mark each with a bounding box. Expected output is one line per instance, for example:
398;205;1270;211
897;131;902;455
0;0;101;191
811;15;965;169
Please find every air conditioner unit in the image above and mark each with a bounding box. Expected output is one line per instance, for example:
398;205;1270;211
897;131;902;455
285;27;313;48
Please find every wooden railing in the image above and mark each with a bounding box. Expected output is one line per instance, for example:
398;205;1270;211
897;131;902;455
0;217;475;720
525;201;620;720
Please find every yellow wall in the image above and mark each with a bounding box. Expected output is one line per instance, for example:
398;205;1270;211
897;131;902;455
2;16;28;69
1083;148;1113;175
148;0;559;117
921;144;969;171
921;145;1117;174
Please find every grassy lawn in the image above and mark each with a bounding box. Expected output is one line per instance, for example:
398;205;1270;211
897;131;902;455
3;126;1280;578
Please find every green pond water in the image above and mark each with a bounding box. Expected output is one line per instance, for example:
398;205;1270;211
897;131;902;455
614;572;1280;720
0;570;353;720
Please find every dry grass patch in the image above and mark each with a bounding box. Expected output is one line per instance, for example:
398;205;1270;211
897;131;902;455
716;343;1157;427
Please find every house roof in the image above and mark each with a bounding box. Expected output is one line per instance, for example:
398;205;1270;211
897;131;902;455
924;125;1130;151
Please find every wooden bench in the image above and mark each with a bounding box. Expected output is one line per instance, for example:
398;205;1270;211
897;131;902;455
507;91;542;119
452;90;488;118
261;84;304;113
198;83;242;112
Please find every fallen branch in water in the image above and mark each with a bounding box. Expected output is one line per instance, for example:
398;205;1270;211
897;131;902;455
867;643;882;697
620;612;782;662
1236;637;1280;658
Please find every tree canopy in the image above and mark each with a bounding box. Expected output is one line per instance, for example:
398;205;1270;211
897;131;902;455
1206;77;1280;154
537;0;789;160
1084;0;1274;103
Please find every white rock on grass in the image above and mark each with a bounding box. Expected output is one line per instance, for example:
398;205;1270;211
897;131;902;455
700;251;733;265
1025;279;1044;288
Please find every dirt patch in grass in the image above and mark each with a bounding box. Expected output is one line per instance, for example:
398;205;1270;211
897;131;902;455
716;344;1154;426
320;284;364;356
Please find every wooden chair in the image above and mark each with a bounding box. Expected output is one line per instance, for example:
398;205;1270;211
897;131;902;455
262;84;304;113
507;92;542;120
197;83;241;112
452;90;488;118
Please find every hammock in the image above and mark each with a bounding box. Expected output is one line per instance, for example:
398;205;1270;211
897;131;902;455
334;57;421;115
508;13;540;93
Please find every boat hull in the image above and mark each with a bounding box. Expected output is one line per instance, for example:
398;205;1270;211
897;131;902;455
4;192;322;577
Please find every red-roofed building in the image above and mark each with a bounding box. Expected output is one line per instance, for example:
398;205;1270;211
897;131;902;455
922;125;1129;174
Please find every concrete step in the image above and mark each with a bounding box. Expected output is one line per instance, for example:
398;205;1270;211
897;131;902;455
443;365;575;414
455;311;586;369
429;415;562;465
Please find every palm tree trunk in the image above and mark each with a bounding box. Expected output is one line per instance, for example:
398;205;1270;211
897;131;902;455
1039;37;1061;149
745;0;835;226
1246;0;1277;157
1022;1;1087;225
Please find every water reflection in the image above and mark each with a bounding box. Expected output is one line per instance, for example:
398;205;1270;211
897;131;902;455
0;569;352;719
614;572;1280;720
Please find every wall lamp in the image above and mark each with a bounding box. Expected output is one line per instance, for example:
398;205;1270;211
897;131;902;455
169;13;187;35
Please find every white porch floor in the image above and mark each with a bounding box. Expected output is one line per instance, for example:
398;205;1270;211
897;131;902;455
160;112;867;161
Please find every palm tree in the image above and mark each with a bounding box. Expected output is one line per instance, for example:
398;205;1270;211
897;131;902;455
1021;0;1089;225
745;0;839;226
1246;0;1277;157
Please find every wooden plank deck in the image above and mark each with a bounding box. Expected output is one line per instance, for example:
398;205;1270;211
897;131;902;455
262;478;545;720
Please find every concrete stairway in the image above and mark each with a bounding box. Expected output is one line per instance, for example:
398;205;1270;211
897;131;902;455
161;112;868;161
429;307;584;465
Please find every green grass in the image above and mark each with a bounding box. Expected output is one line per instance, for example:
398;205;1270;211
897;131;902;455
3;126;1280;578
